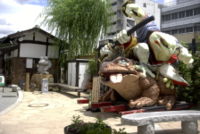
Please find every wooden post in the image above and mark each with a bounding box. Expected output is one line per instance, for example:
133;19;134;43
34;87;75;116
25;73;30;91
91;76;101;103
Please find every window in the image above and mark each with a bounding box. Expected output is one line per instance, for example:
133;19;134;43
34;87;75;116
161;15;164;21
108;32;116;36
171;13;178;20
179;28;185;33
186;27;193;32
163;14;171;21
166;14;171;21
162;15;166;21
163;15;167;21
186;10;193;17
172;29;178;34
164;31;171;34
111;21;116;25
127;19;134;27
117;10;122;17
117;20;123;27
179;11;185;18
194;25;200;32
143;3;146;7
194;8;200;15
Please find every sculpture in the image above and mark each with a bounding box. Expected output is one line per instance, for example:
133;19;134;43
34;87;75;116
37;56;52;74
99;57;176;110
99;0;193;110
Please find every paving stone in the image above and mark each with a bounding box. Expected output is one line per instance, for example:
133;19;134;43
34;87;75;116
0;93;18;112
0;91;199;134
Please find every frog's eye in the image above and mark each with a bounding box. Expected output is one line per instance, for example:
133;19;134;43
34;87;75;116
118;59;129;66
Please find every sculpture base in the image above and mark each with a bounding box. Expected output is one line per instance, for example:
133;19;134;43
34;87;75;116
30;73;54;91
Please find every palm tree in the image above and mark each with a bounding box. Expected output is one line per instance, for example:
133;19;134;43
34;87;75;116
43;0;110;64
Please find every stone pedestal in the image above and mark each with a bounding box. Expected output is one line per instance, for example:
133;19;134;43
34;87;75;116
30;74;54;91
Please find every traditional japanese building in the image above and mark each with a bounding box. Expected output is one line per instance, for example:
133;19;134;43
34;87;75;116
0;26;60;87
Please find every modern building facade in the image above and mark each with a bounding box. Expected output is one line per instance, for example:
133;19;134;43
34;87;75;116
161;0;200;44
105;0;161;39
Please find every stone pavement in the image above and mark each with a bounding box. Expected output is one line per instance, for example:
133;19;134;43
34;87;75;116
0;87;18;113
0;91;199;134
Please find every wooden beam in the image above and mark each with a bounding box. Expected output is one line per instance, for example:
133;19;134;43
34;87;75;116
46;37;49;56
76;62;79;87
21;40;50;45
91;77;101;103
33;32;35;41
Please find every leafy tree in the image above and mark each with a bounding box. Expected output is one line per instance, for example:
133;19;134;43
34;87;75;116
43;0;110;63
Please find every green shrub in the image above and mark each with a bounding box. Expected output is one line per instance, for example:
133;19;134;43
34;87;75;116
87;58;98;77
65;116;127;134
176;54;200;105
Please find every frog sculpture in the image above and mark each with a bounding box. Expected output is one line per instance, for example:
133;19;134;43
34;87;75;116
99;57;176;110
98;0;193;110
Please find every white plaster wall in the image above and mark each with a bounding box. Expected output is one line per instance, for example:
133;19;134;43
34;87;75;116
78;62;90;89
48;45;59;59
23;31;34;40
20;43;46;58
67;62;76;86
35;31;47;42
48;38;55;44
22;30;55;43
35;31;55;43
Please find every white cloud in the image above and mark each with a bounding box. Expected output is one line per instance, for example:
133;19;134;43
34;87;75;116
164;0;176;4
0;0;46;38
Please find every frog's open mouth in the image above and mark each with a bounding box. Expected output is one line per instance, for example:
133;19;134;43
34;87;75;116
99;57;139;83
101;72;138;83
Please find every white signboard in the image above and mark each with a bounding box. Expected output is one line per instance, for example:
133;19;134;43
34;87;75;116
26;58;33;68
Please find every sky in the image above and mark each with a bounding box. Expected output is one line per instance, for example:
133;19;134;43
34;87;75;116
155;0;164;3
0;0;47;38
0;0;165;38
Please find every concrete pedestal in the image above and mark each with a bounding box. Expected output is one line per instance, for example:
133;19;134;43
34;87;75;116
30;74;54;91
